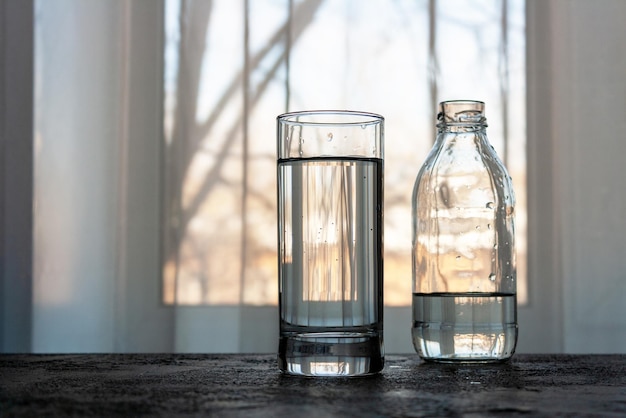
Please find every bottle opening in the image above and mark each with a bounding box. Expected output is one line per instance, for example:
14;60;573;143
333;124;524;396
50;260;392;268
437;100;487;126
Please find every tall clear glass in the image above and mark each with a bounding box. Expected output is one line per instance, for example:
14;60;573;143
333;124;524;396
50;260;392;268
411;101;517;362
277;110;384;376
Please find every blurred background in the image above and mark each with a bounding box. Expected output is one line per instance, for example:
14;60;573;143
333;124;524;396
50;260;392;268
1;0;624;354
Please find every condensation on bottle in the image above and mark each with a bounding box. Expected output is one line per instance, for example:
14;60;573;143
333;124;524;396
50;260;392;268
411;100;517;362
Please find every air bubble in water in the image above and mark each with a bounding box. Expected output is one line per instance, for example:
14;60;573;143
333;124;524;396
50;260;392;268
489;273;496;281
486;202;494;209
327;132;333;141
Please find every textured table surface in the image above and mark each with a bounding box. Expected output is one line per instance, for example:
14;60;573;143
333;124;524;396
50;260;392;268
1;354;625;417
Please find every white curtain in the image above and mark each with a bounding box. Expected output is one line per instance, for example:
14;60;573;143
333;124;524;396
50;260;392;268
524;0;626;352
1;0;625;353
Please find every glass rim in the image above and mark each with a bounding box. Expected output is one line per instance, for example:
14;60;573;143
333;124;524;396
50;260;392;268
277;110;384;127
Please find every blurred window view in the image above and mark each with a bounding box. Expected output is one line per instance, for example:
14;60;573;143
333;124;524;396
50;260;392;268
162;0;526;306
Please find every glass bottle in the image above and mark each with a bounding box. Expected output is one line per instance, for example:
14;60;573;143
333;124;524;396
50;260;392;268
411;100;517;362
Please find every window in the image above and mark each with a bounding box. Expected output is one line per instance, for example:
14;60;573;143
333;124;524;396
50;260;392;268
10;0;623;354
162;0;527;306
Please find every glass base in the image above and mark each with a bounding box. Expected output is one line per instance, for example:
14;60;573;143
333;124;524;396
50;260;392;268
278;332;384;377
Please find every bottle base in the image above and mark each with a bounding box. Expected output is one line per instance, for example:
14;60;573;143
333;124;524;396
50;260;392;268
278;332;384;377
412;324;518;363
419;355;514;364
412;292;517;363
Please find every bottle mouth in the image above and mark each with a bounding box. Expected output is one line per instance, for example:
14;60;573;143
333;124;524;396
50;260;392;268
437;100;487;127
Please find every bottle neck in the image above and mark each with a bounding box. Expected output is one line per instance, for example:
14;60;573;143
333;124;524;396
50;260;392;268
437;124;486;134
436;100;487;134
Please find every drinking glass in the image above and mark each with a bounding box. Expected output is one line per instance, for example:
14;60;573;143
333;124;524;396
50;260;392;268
277;110;384;376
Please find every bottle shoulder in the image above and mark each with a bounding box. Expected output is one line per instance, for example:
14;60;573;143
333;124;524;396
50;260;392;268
412;136;515;206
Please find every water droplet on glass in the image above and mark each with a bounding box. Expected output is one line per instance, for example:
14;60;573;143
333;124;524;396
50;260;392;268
456;255;461;260
327;132;333;141
486;202;494;209
487;224;491;230
494;244;498;249
489;273;496;282
361;124;366;129
475;225;481;230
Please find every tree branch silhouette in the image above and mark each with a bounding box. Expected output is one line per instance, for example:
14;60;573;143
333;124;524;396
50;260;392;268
165;0;324;272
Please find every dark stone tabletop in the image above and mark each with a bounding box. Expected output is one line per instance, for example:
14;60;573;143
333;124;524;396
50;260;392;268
1;354;625;417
